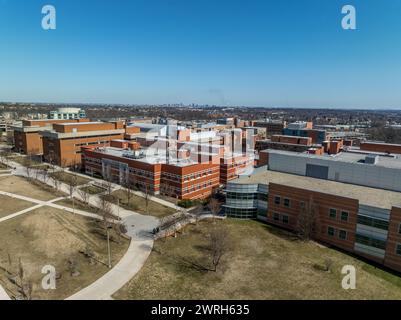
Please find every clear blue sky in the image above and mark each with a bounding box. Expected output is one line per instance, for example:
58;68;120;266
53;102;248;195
1;0;401;108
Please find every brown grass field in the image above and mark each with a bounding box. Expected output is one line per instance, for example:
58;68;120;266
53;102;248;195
114;219;401;300
0;206;129;300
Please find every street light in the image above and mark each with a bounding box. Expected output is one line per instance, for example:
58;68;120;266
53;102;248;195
106;225;113;269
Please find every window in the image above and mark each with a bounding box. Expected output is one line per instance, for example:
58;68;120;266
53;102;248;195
396;244;401;256
273;212;280;221
339;230;347;240
355;234;386;250
274;196;281;205
282;215;289;224
283;198;291;208
327;226;335;237
300;201;305;209
329;208;337;219
341;211;349;222
357;215;389;231
398;224;401;235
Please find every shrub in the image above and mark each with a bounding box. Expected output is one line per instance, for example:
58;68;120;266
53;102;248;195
178;199;193;208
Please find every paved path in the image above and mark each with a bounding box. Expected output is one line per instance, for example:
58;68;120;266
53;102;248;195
5;159;160;300
0;284;11;301
66;214;155;300
67;168;180;210
0;192;65;223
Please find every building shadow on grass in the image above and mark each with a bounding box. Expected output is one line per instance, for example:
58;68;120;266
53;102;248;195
262;224;300;242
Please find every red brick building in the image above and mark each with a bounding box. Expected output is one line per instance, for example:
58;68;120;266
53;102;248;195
12;118;88;155
225;169;401;273
81;146;220;200
40;121;126;167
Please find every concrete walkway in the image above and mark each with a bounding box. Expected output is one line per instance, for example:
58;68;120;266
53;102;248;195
6;159;160;300
66;214;155;300
0;192;65;223
0;284;11;301
67;168;181;210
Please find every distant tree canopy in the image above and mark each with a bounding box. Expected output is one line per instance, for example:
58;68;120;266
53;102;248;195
368;126;401;144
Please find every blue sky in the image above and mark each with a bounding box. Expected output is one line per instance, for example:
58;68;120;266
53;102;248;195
1;0;401;108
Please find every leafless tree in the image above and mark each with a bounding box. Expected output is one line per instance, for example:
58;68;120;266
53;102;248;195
123;177;135;205
209;198;221;223
40;167;50;183
207;224;232;272
103;166;114;196
66;172;78;198
0;151;8;166
77;187;90;205
297;196;320;241
139;183;152;214
98;197;115;222
22;157;34;180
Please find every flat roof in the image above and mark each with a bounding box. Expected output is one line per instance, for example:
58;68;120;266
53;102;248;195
231;168;401;209
268;149;401;170
90;146;208;167
362;141;401;147
60;122;101;126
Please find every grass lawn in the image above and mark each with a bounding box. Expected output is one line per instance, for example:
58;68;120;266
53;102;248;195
113;219;401;300
104;189;176;218
7;155;41;166
0;162;9;169
0;206;129;300
0;195;35;219
50;172;91;186
0;175;64;201
79;185;105;195
55;198;99;214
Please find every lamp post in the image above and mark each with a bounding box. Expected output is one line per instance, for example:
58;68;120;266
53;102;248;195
106;225;112;269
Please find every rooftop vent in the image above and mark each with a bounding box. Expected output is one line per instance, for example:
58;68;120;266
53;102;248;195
365;154;379;165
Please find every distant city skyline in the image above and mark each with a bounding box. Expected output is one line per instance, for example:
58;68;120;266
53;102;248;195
1;0;401;109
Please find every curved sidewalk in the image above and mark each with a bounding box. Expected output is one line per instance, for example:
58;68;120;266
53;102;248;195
6;160;161;300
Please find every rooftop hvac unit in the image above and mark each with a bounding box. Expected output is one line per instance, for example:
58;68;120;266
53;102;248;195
365;154;379;165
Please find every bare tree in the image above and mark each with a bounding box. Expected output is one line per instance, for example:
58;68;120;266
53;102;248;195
65;173;78;213
122;177;135;205
207;224;231;272
22;157;34;180
40;167;50;183
98;197;114;222
139;183;151;214
77;187;90;205
0;150;9;166
66;173;78;197
45;153;61;190
103;166;114;196
209;198;221;222
297;196;320;241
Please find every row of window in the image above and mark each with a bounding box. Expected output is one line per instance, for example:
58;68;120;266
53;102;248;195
329;208;349;222
272;212;289;224
84;156;101;164
182;180;215;193
75;141;107;147
273;195;350;223
181;168;218;181
227;192;258;200
355;234;386;250
274;196;291;208
225;207;257;219
357;215;389;231
327;226;347;240
223;160;253;169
